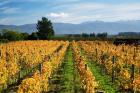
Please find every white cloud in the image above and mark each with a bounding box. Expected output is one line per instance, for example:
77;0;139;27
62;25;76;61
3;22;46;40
48;12;69;18
47;3;140;23
0;7;20;14
0;18;13;25
0;14;45;25
2;2;140;25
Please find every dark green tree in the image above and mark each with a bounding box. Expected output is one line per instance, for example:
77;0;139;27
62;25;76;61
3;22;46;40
37;17;54;39
82;33;89;38
2;29;22;41
0;33;2;39
20;33;29;40
97;32;108;39
90;33;95;37
28;32;38;40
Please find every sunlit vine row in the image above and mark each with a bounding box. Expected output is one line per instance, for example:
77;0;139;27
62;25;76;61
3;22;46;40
17;41;69;93
72;41;98;93
0;40;63;91
78;41;140;92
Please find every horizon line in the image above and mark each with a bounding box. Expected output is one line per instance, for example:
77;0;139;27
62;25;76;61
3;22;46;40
1;19;140;26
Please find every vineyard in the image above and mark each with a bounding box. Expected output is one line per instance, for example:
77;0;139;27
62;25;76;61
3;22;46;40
0;40;140;93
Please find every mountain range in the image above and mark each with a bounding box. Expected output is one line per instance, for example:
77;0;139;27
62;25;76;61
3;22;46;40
0;20;140;35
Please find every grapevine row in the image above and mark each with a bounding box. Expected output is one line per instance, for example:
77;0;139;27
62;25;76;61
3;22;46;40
72;41;98;93
78;41;140;92
17;41;69;93
0;40;64;92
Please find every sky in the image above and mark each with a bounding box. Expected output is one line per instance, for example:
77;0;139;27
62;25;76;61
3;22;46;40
1;0;140;25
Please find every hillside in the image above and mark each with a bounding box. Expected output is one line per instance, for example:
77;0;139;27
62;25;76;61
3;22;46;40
0;20;140;34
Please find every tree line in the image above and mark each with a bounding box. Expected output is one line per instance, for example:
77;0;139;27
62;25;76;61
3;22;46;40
0;17;108;42
0;17;55;42
66;32;108;39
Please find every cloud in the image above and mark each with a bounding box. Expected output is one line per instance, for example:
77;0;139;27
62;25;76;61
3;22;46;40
7;0;50;3
0;7;20;14
0;1;10;6
0;16;37;25
0;17;13;25
48;12;69;18
47;3;140;23
1;1;140;25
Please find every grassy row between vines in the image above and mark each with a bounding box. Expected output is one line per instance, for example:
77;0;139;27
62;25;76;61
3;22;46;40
79;45;117;93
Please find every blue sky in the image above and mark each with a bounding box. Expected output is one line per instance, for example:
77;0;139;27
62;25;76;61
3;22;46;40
0;0;140;25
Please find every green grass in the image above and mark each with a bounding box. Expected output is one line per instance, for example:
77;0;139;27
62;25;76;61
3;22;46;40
87;59;117;93
80;48;117;93
62;46;75;93
62;46;83;93
47;46;83;93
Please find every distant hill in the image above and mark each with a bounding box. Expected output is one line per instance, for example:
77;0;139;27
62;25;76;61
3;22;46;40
0;24;36;34
0;20;140;34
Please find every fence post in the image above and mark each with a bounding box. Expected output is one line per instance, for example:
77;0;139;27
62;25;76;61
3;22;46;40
85;64;87;70
95;48;98;62
130;47;136;93
112;56;115;83
18;70;21;79
39;63;43;74
131;64;135;81
101;51;104;74
131;64;135;93
133;47;136;60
